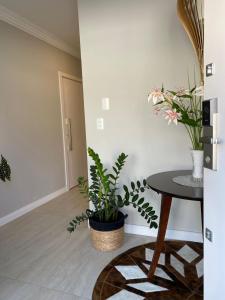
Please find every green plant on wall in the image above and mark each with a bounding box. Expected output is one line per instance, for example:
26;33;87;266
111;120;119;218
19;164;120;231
0;155;11;182
67;147;158;232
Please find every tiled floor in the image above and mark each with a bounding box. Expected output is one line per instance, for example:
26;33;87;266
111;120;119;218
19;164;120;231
0;188;153;300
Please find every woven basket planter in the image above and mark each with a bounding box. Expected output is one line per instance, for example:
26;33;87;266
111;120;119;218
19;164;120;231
89;211;127;252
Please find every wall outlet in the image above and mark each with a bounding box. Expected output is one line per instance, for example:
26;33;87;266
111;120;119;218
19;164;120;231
102;97;110;110
96;118;104;130
205;227;213;242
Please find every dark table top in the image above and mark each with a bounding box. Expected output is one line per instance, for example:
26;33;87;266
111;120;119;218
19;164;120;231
146;170;203;201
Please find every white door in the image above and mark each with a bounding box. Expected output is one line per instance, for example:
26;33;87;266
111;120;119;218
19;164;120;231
204;1;225;299
60;73;88;189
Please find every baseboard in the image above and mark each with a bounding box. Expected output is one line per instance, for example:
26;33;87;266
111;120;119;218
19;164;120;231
0;187;67;227
124;224;203;243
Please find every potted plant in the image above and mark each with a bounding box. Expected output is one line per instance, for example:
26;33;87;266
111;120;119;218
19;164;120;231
148;85;203;182
68;147;158;251
0;155;11;182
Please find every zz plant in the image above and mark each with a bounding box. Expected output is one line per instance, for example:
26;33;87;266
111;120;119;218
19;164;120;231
67;147;158;233
0;155;11;182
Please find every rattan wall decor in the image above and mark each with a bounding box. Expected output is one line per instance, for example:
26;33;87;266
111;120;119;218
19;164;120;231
177;0;204;83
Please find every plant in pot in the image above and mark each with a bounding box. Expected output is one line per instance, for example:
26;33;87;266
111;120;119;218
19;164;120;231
0;155;11;182
148;85;203;182
67;147;158;252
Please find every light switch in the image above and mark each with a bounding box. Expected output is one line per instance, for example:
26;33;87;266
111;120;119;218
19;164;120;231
96;118;104;130
206;63;215;77
102;97;110;110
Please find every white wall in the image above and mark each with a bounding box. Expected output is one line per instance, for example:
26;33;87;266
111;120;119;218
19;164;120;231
78;0;202;233
204;0;225;298
0;21;82;218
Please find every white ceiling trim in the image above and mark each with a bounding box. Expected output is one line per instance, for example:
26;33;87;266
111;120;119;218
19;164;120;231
0;4;80;58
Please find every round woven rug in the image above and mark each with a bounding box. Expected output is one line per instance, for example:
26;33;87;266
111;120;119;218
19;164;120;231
93;240;203;300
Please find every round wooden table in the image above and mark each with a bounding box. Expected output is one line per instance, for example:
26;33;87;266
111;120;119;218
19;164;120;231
146;170;203;279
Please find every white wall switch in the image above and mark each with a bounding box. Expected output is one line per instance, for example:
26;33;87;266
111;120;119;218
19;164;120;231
206;63;215;77
96;118;104;130
102;97;110;110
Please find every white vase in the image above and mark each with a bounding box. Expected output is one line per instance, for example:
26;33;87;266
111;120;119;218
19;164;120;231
191;150;204;182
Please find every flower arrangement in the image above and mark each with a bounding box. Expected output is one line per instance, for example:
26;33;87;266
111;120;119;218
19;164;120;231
148;85;203;150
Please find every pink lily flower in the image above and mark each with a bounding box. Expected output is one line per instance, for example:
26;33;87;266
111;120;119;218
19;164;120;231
148;88;165;104
164;109;181;125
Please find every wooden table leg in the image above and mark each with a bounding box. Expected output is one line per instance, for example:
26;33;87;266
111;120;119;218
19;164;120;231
148;194;172;279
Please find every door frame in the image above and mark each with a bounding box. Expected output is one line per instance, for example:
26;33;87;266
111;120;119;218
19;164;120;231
58;71;82;191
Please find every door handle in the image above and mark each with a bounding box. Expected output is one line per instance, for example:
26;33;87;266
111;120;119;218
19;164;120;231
202;101;220;170
65;118;72;151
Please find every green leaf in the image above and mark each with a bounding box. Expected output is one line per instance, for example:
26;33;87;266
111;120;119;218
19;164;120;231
180;94;192;99
132;194;139;202
109;174;116;180
151;215;158;220
138;198;144;205
131;182;135;190
148;210;155;216
146;207;153;213
116;162;120;169
113;167;118;174
123;185;129;193
124;199;130;206
190;86;196;93
142;203;149;209
67;227;74;233
168;90;176;96
125;192;129;201
117;195;123;207
117;195;122;202
150;221;158;229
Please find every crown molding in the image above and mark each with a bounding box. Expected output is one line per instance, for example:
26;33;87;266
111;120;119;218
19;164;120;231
0;4;80;59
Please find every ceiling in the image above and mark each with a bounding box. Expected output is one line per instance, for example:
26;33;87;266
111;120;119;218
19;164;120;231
0;0;80;56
